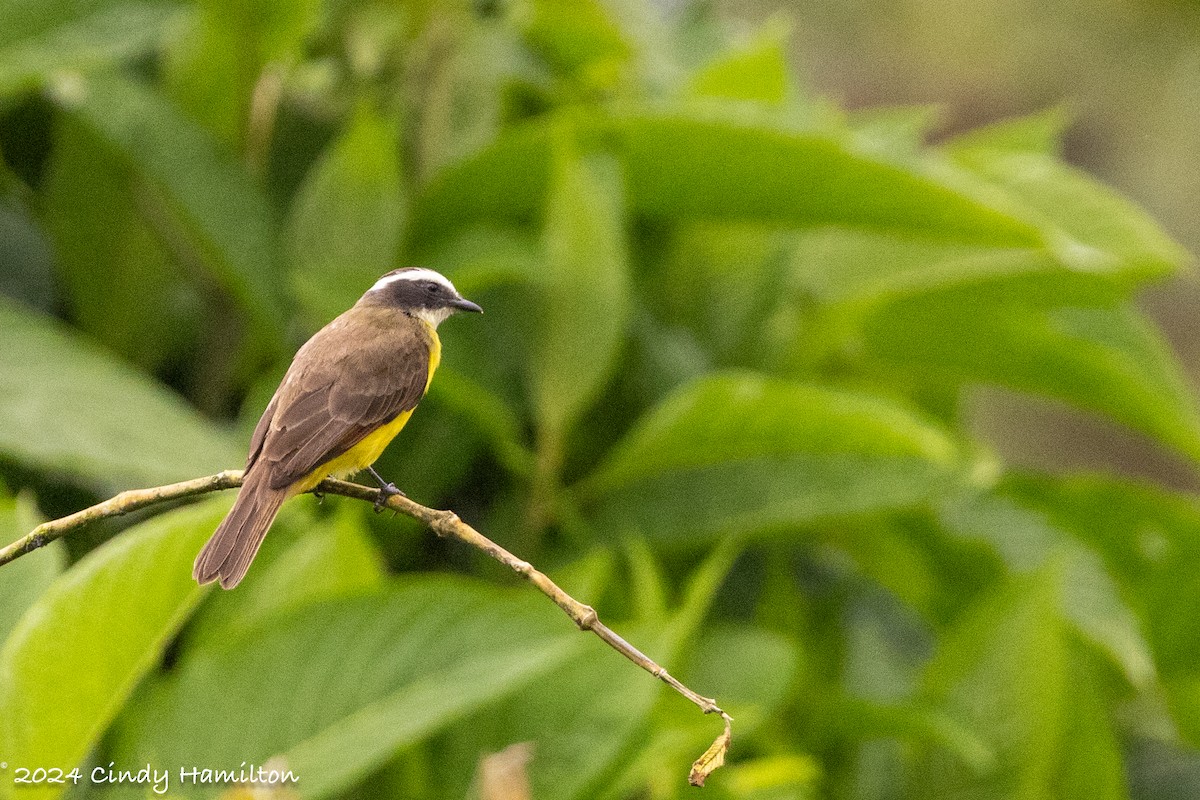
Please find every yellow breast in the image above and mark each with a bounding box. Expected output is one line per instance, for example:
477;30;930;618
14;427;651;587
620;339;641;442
293;321;441;494
424;322;442;388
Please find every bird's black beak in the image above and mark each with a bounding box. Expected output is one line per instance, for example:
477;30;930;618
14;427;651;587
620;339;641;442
451;296;483;314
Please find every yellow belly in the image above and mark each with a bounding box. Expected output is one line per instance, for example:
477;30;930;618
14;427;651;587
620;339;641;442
292;322;441;495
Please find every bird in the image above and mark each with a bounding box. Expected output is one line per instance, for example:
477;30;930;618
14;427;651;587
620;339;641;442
193;267;482;589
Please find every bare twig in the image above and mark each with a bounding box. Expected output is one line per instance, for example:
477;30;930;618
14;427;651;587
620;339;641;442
0;471;733;785
0;470;245;568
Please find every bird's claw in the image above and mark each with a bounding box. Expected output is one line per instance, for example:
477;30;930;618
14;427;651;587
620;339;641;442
374;483;405;513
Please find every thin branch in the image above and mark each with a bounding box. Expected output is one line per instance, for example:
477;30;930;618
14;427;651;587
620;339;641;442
0;471;732;786
0;470;246;568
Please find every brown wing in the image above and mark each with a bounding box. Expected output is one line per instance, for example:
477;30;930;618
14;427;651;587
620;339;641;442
246;393;278;469
248;310;432;491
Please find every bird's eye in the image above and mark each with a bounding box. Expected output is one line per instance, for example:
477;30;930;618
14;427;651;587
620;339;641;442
426;283;438;293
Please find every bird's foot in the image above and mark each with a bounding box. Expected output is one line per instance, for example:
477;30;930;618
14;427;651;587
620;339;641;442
313;490;325;505
366;466;405;512
374;482;405;513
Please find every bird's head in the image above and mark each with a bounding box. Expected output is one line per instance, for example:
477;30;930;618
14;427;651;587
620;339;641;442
362;267;483;328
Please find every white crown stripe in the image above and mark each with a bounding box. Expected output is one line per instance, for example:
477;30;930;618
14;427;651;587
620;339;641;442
369;268;458;294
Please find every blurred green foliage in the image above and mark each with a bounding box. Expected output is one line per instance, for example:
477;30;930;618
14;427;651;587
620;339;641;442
0;1;1197;798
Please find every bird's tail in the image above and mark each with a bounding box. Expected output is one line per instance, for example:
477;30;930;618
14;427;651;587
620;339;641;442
193;471;288;589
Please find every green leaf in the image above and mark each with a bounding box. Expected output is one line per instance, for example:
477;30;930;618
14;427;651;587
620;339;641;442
0;299;241;487
114;577;583;800
590;373;956;490
653;222;795;366
411;20;533;174
412;113;1046;248
1006;474;1200;676
939;489;1155;689
786;114;1184;310
623;536;668;621
912;582;1126;800
861;286;1200;461
0;500;223;800
42;115;194;373
0;0;169;48
1055;655;1128;800
847;105;941;161
0;495;62;647
631;115;1018;237
688;22;791;105
945;140;1184;278
519;0;629;86
428;367;534;477
50;73;287;344
0;0;182;99
684;624;801;726
287;104;405;325
412;123;550;243
582;373;959;542
532;147;630;456
946;107;1070;156
835;517;941;622
162;0;319;145
291;636;579;800
1004;474;1200;747
790;230;1098;311
914;569;1067;799
712;755;820;800
823;696;995;777
0;188;54;310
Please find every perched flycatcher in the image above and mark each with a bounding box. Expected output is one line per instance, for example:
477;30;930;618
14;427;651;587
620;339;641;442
193;267;482;589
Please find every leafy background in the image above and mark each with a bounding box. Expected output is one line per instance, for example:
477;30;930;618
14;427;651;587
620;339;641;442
0;0;1198;798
